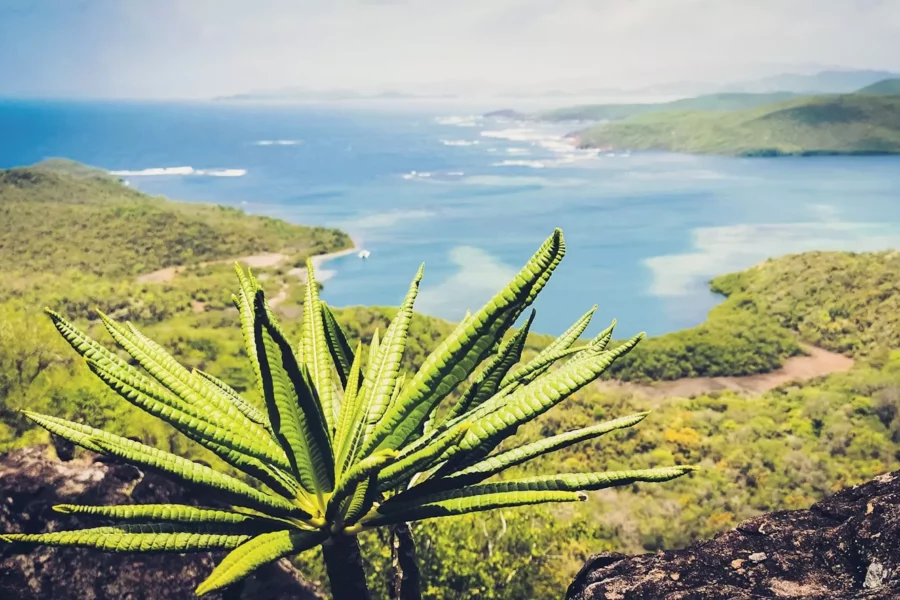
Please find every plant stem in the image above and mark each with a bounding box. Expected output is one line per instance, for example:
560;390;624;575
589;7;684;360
388;522;422;600
322;534;371;600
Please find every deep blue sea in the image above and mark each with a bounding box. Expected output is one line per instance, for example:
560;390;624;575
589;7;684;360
3;99;900;337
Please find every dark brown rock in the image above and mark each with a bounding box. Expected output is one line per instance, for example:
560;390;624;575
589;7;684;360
567;471;900;600
0;446;325;600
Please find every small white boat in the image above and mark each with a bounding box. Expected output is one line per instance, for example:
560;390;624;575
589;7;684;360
358;249;371;259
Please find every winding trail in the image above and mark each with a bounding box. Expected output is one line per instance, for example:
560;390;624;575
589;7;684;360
135;239;362;308
137;248;854;396
598;344;854;399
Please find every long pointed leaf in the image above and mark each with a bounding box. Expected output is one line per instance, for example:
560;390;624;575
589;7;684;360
363;229;566;456
302;259;337;430
254;291;335;500
365;490;584;526
445;309;537;425
334;342;364;477
438;333;645;473
1;524;252;552
501;305;596;387
195;529;327;596
360;265;424;445
376;423;471;492
420;413;650;492
385;467;695;516
52;504;265;525
327;450;397;520
194;369;269;427
321;303;355;388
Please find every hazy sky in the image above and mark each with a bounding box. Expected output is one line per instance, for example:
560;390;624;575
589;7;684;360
2;0;899;98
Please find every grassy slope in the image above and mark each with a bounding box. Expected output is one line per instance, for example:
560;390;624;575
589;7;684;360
3;161;900;598
857;78;900;95
710;250;900;357
575;94;900;156
1;161;349;278
536;92;800;122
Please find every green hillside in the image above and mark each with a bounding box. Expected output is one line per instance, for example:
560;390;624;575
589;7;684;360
857;78;900;95
575;94;900;156
535;92;800;122
2;160;900;599
1;160;349;278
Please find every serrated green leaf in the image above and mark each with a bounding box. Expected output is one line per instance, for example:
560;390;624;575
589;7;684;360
445;309;537;425
335;330;380;475
502;306;596;388
376;423;471;492
97;312;277;456
321;302;355;388
420;413;650;492
334;342;364;478
72;432;302;516
327;450;397;520
52;504;264;525
302;259;337;430
233;264;265;401
383;466;694;518
85;358;293;478
254;290;335;501
362;229;566;456
194;368;269;427
365;489;584;526
359;265;424;447
195;529;327;596
441;333;644;472
1;523;252;552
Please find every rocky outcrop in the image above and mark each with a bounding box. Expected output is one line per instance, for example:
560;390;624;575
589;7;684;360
0;446;324;600
567;471;899;600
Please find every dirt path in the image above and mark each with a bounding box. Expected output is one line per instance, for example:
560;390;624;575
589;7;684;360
598;344;854;400
136;252;289;284
135;240;363;309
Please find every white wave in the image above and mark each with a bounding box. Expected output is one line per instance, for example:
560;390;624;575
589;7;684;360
492;160;548;169
440;139;479;147
446;171;465;176
110;166;194;176
435;115;480;127
462;175;587;187
480;128;555;142
401;170;433;180
255;139;301;146
195;168;247;177
506;147;531;155
109;166;246;177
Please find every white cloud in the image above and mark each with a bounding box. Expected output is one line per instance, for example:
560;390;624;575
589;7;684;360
3;0;899;97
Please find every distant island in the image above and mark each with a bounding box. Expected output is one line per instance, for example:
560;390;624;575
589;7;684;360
573;93;900;156
487;77;900;157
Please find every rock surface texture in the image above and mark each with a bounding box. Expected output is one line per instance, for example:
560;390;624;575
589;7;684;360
567;470;900;600
0;446;324;600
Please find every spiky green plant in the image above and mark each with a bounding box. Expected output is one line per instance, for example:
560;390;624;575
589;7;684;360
1;230;695;599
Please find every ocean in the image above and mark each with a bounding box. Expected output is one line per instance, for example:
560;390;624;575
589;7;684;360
3;99;900;337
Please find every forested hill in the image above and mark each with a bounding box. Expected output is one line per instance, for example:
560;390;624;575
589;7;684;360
1;159;350;277
573;94;900;156
2;160;900;599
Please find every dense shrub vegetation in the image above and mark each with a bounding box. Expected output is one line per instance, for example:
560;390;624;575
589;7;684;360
2;161;899;598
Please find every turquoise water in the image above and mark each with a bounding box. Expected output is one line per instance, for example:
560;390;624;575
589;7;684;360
3;99;900;337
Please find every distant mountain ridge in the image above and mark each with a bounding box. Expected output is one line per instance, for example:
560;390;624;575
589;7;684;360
857;78;900;96
573;93;900;156
722;69;900;94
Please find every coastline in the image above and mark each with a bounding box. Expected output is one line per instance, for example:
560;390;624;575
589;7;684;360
302;235;364;283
